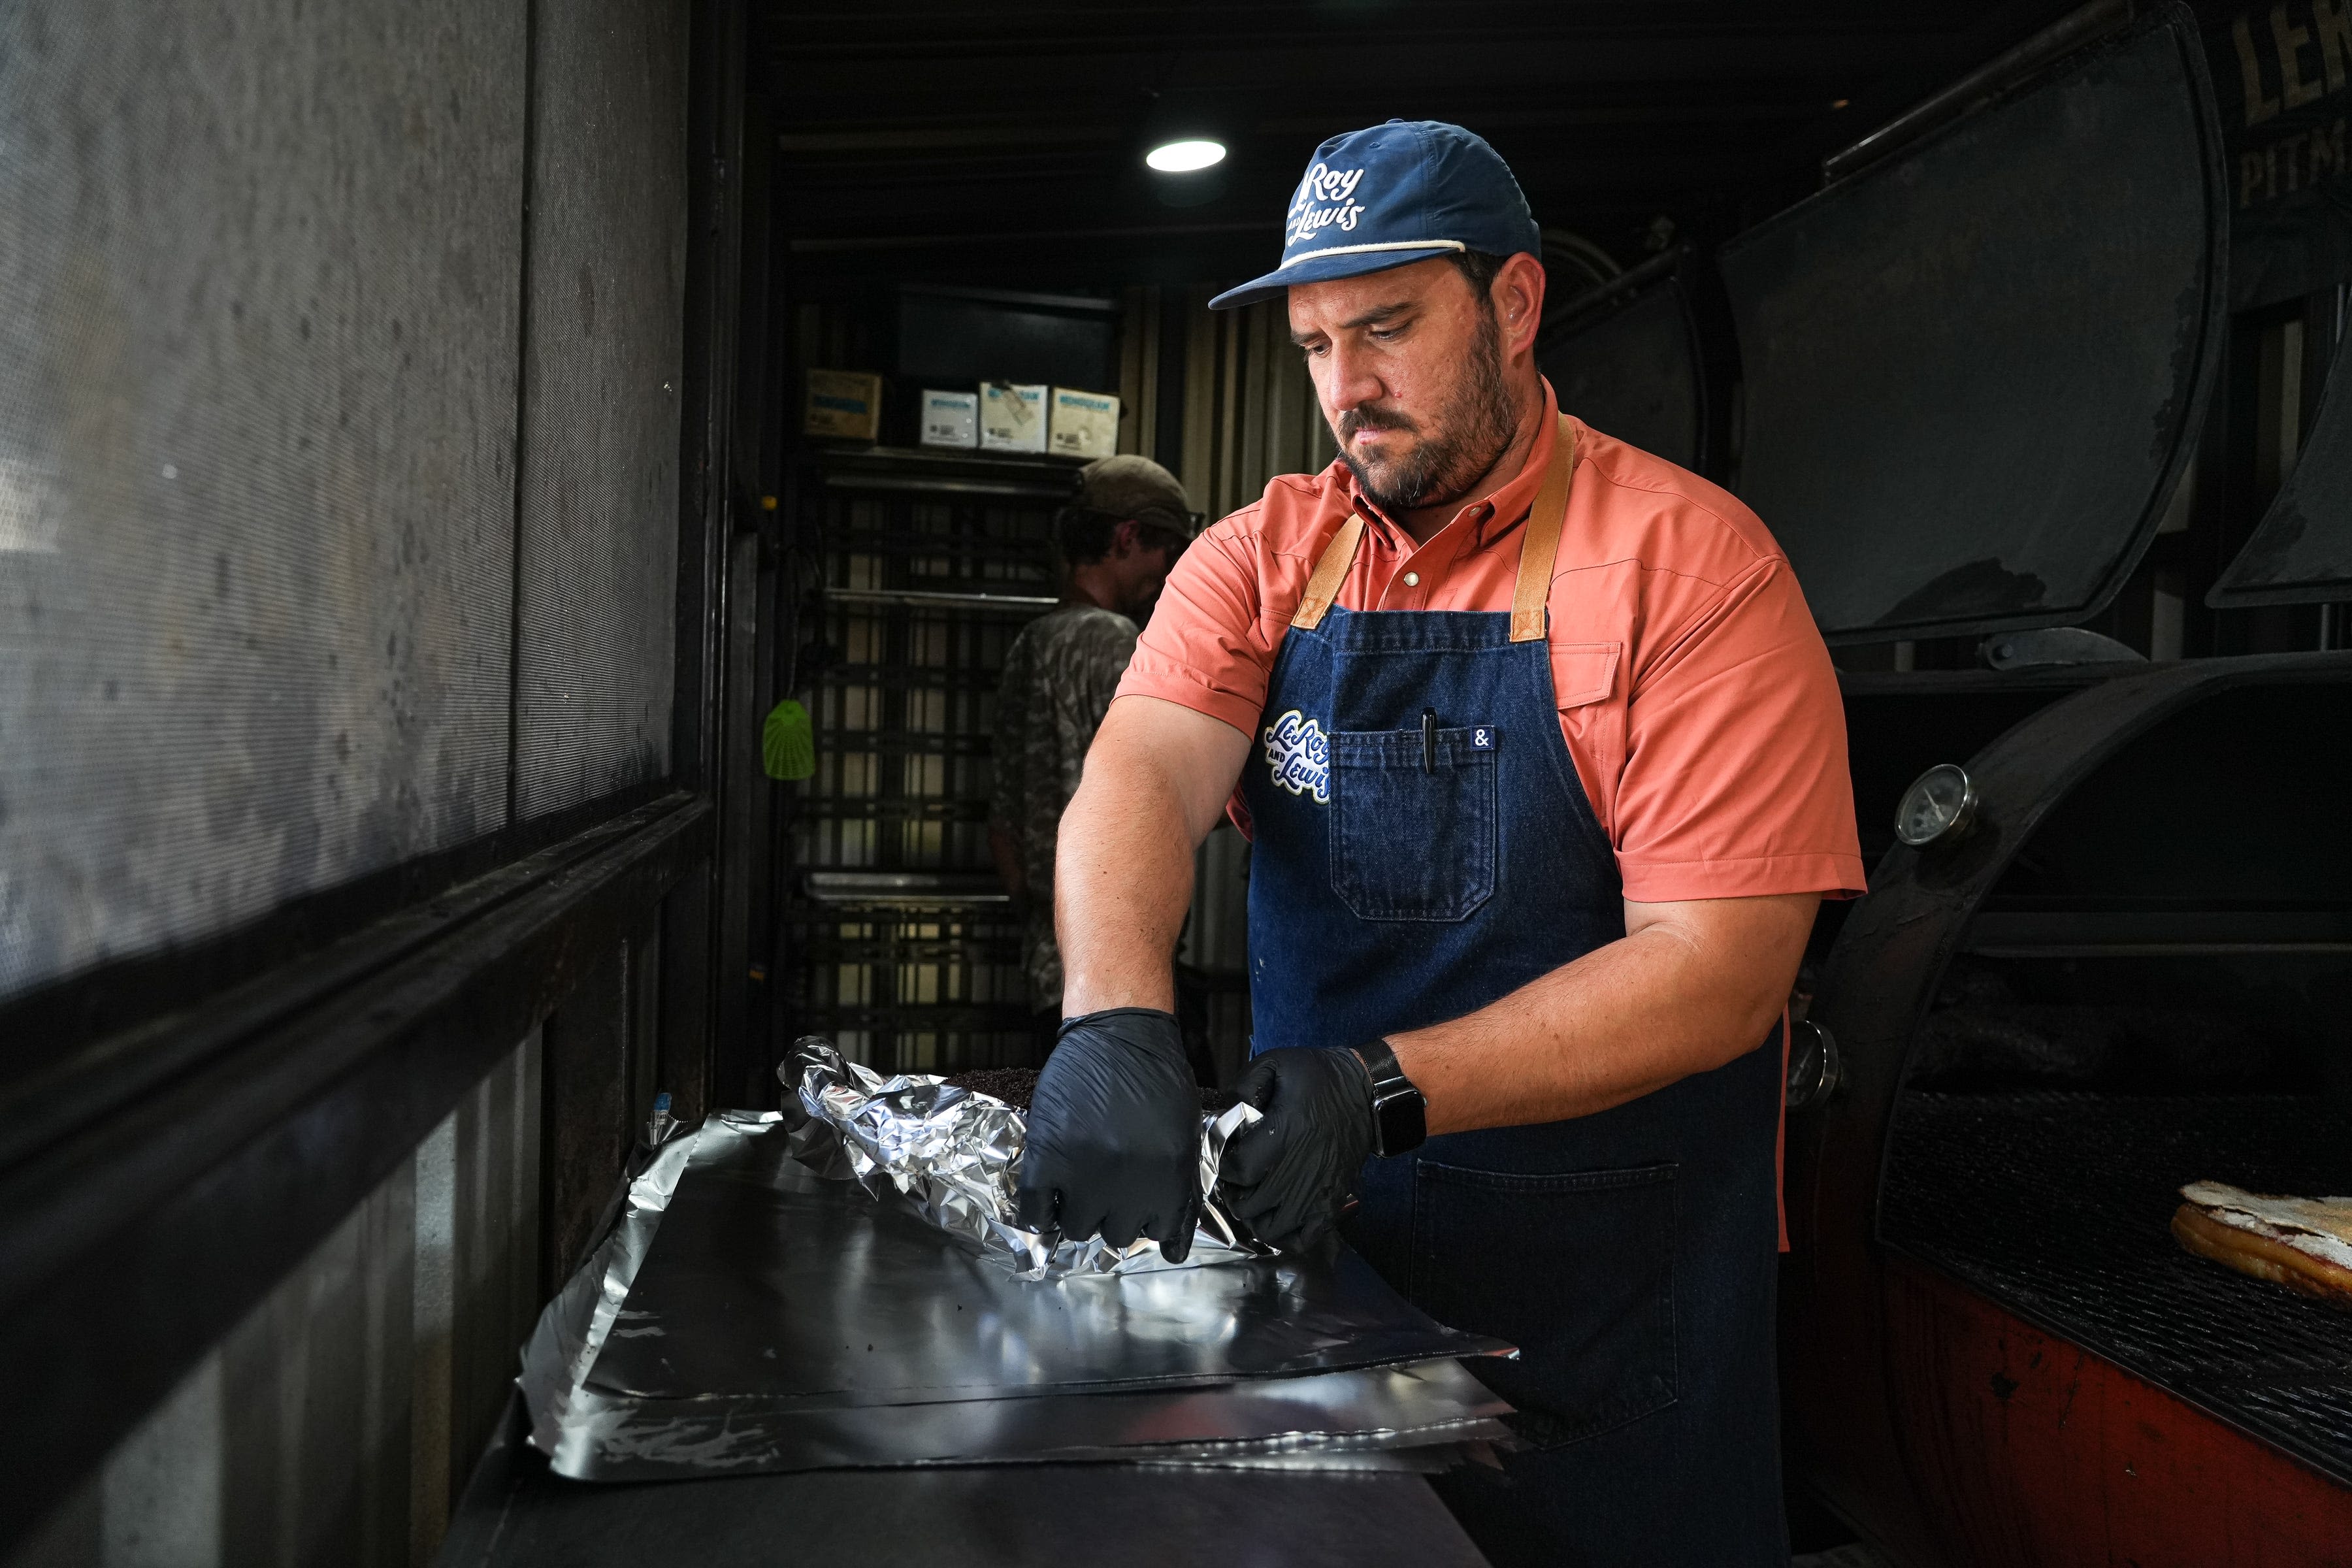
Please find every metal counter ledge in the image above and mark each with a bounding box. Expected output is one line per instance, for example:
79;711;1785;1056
437;1394;1492;1568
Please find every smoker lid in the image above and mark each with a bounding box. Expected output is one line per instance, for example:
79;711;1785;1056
1719;6;2225;644
1537;252;1708;477
2210;321;2352;608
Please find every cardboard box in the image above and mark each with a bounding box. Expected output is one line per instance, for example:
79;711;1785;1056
978;382;1047;453
804;369;883;442
919;389;979;449
1049;387;1120;461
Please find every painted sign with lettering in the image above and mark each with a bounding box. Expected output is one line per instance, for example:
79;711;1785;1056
2206;0;2352;305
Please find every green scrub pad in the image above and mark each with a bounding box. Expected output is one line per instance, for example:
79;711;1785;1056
762;699;816;781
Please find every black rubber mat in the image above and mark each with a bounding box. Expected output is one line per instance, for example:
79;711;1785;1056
1881;1090;2352;1484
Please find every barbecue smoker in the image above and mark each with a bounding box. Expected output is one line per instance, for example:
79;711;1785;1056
1549;6;2352;1561
1535;243;1723;482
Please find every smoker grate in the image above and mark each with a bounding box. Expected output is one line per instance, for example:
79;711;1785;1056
1881;1090;2352;1483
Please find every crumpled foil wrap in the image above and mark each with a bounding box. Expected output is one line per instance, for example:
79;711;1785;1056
781;1037;1273;1281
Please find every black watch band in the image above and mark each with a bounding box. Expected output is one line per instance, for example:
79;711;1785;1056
1350;1038;1428;1157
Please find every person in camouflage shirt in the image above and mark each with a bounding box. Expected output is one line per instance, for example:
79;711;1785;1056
990;455;1198;1028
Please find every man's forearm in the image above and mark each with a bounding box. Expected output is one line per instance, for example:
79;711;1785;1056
1054;765;1196;1013
1389;893;1817;1135
1055;696;1250;1016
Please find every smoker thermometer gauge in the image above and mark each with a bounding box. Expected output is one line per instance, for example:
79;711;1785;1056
1893;762;1978;849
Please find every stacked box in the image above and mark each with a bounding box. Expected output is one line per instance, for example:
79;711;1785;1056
1048;387;1120;460
978;382;1047;453
919;389;979;448
804;369;883;441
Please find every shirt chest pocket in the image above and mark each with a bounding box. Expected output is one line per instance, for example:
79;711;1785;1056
1550;641;1622;710
1328;725;1498;921
1550;640;1625;840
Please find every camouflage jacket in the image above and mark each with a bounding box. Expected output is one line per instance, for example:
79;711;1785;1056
989;604;1138;1010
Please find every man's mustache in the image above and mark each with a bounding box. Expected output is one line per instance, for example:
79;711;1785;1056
1338;405;1418;442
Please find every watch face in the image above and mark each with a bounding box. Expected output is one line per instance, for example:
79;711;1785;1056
1373;1085;1427;1156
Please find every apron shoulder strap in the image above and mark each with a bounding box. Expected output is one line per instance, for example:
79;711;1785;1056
1288;414;1580;638
1510;415;1578;643
1288;514;1364;631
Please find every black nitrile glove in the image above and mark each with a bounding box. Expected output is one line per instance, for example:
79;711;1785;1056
1014;1007;1201;1261
1218;1047;1379;1250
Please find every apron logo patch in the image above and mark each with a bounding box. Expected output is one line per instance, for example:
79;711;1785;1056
1470;727;1494;750
1263;709;1331;804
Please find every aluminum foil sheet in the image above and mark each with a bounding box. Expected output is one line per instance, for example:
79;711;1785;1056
516;1122;697;1470
516;1107;1515;1480
782;1037;1269;1279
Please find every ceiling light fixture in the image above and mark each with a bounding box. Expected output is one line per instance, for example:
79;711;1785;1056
1145;139;1226;174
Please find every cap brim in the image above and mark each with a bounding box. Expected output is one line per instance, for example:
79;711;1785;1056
1206;244;1466;311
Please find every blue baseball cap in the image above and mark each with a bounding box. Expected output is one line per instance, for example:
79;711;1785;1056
1207;120;1541;312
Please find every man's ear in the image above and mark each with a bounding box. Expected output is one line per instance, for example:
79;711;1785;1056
1109;518;1141;560
1493;253;1547;361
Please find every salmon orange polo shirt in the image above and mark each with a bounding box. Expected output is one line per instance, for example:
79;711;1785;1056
1117;382;1867;906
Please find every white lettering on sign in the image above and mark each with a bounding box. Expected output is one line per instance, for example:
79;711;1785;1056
1262;708;1331;804
1285;163;1369;249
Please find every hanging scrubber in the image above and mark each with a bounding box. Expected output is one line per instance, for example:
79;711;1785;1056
762;698;816;781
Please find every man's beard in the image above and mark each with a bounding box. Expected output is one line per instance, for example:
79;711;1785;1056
1335;312;1516;517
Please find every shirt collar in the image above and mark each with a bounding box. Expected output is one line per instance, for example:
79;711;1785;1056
1340;378;1561;553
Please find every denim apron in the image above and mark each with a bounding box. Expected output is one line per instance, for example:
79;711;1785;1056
1241;420;1788;1567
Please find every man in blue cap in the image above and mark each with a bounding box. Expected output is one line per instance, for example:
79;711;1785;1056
1017;120;1863;1565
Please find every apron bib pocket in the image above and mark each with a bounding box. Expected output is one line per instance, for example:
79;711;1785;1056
1328;727;1498;920
1410;1158;1679;1448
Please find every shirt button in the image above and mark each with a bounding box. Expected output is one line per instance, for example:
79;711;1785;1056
1402;571;1420;587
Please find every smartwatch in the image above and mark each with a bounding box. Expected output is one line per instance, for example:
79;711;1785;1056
1350;1038;1428;1157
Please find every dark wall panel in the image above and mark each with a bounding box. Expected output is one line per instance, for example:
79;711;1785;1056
512;0;689;820
1539;281;1705;474
1719;10;2223;644
896;287;1120;389
0;0;527;1003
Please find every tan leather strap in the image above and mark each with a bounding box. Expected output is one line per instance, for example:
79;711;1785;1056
1288;512;1365;630
1510;416;1577;642
1288;415;1578;636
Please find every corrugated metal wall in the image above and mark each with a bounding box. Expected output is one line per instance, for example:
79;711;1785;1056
1115;286;1337;516
1188;289;1338;519
7;1035;543;1568
0;0;528;1002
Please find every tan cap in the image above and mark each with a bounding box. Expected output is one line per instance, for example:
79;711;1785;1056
1074;454;1198;538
